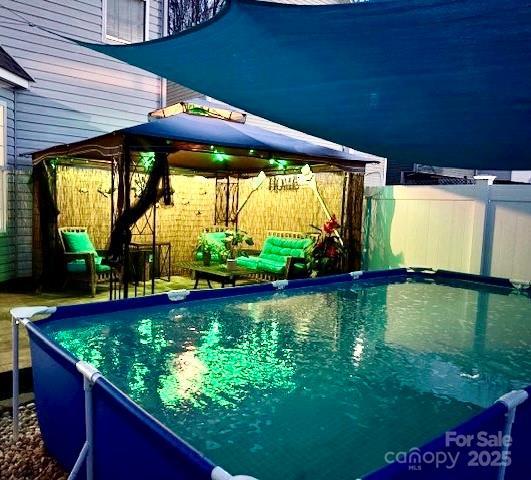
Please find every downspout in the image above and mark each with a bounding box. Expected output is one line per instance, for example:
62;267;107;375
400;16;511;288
160;0;169;108
13;89;18;278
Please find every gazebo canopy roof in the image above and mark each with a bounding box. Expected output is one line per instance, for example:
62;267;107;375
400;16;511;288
32;107;380;176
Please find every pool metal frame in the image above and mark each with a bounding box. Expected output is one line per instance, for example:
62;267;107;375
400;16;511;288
10;268;531;480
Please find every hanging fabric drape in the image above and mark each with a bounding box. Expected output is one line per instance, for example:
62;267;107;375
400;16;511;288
33;162;60;287
75;0;531;170
107;152;172;268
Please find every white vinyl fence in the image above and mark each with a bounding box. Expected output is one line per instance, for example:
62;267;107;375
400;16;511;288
362;184;531;281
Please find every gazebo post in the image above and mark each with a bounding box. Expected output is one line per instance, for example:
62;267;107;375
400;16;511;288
341;171;364;271
109;156;115;300
151;202;156;295
225;175;230;227
122;142;131;299
235;175;240;230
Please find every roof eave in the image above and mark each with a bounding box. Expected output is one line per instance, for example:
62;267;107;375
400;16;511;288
0;66;31;89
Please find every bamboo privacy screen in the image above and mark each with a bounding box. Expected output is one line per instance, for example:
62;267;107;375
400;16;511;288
238;172;344;247
54;166;346;274
55;166;215;273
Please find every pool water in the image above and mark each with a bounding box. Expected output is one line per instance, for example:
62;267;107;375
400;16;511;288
43;278;531;479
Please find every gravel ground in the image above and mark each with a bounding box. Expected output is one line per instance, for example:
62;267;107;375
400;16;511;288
0;403;67;480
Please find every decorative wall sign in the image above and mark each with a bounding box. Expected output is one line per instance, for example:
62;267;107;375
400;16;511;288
269;175;300;192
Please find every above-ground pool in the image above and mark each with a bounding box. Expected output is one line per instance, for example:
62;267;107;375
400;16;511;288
12;269;531;479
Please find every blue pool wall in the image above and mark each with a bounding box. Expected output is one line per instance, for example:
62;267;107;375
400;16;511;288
28;325;216;480
363;386;531;479
26;268;530;479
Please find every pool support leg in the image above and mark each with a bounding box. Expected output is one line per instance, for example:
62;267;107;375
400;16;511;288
11;314;32;441
73;361;101;480
68;443;89;480
84;375;94;480
496;389;529;480
10;306;57;443
11;315;19;442
67;377;95;480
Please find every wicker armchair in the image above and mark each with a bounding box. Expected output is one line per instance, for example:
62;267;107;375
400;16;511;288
58;227;113;296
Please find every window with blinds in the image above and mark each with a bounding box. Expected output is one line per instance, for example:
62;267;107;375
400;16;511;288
106;0;147;43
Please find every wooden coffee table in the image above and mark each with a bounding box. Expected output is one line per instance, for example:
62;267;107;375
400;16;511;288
176;261;256;289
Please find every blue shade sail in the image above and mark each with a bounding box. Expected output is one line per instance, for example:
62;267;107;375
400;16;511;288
76;0;531;170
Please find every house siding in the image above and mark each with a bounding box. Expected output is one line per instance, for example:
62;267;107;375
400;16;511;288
0;88;16;282
0;0;164;280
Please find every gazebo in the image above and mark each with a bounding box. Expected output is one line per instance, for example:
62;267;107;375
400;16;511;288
32;100;379;297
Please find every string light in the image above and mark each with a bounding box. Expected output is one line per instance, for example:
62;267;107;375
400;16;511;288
138;151;156;172
213;153;227;162
268;158;288;169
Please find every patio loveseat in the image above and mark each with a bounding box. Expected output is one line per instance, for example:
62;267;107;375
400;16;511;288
236;231;314;279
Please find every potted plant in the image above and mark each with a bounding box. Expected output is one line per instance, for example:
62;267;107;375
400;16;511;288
197;233;217;266
308;215;344;276
224;229;254;270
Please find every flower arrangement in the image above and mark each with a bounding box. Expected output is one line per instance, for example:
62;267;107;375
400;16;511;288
308;215;344;276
